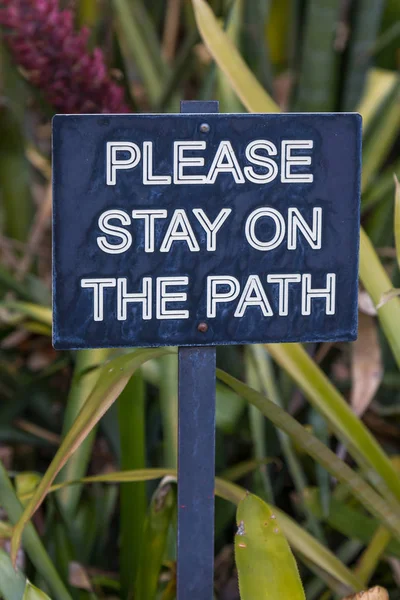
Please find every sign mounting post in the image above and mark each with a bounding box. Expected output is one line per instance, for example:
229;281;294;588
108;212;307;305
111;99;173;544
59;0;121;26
177;100;218;600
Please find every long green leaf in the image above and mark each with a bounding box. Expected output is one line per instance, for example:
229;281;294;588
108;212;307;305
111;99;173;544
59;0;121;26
342;0;385;111
192;0;278;112
355;526;391;585
1;302;52;326
293;0;340;111
114;0;166;106
10;348;170;565
266;343;400;505
159;354;178;467
0;49;33;242
0;463;71;600
22;469;362;593
0;549;27;600
305;488;400;559
250;345;325;542
57;349;110;518
134;479;175;600
235;493;305;600
360;228;400;369
216;479;362;592
216;369;400;542
23;582;51;600
395;175;400;270
362;76;400;193
118;371;147;596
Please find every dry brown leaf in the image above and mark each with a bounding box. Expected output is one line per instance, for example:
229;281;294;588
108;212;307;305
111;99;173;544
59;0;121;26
342;586;389;600
350;312;383;416
358;290;377;316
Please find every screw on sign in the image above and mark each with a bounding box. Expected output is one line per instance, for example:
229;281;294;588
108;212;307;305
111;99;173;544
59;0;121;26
52;100;361;598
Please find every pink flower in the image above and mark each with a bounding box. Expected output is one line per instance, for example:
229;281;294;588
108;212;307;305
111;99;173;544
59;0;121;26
0;0;130;113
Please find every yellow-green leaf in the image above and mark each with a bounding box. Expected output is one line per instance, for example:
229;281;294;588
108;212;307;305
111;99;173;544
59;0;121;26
376;288;400;309
395;175;400;270
216;368;400;542
1;302;52;326
10;348;170;566
192;0;278;113
235;493;306;600
23;582;52;600
265;343;400;504
134;479;176;600
0;548;26;600
19;468;362;593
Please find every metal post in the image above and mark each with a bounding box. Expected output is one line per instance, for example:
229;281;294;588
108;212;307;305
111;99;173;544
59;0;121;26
177;100;218;600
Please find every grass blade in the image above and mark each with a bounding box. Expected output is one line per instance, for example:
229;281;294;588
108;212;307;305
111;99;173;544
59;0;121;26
395;175;400;270
250;345;325;541
216;369;400;542
57;349;109;518
235;493;305;600
360;228;400;369
216;478;363;593
1;302;52;326
293;0;340;112
355;526;391;585
361;76;400;193
134;479;176;600
159;354;178;468
0;548;27;600
342;1;385;110
10;348;170;565
245;348;274;503
357;68;398;133
192;0;278;112
0;52;33;242
23;582;51;600
113;0;166;106
118;371;147;596
265;343;400;504
241;0;273;94
0;463;71;600
23;468;362;593
305;488;400;559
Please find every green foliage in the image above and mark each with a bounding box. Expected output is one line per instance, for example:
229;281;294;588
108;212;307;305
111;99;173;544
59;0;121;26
235;493;305;600
1;0;400;598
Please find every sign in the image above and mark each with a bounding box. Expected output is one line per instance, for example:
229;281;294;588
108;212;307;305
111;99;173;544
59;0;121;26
52;113;361;349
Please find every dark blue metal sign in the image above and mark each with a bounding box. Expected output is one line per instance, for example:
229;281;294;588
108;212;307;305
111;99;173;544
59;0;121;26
52;113;361;349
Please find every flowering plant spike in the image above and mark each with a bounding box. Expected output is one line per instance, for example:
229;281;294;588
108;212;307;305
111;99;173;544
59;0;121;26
0;0;129;113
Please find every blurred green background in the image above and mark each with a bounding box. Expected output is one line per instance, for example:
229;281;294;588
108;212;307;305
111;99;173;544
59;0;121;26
0;1;400;599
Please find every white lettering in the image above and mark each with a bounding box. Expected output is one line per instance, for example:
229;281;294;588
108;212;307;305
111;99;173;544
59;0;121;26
97;209;132;254
301;273;336;315
131;209;167;253
266;274;301;315
244;140;278;184
143;142;171;185
245;207;286;251
234;275;273;317
192;208;232;251
173;141;207;184
117;277;152;320
281;140;313;183
207;276;240;318
288;207;322;250
156;277;189;319
106;142;141;186
81;278;116;321
207;140;245;184
160;209;200;252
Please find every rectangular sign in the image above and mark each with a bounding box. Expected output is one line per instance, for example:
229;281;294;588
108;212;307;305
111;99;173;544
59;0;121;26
52;113;361;349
